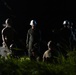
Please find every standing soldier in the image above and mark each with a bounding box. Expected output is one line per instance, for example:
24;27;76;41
26;19;41;61
60;20;75;51
69;21;76;51
1;18;16;57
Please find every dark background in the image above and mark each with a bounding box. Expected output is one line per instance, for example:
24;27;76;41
0;0;76;46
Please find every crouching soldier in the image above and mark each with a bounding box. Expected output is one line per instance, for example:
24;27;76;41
43;40;59;63
43;41;52;63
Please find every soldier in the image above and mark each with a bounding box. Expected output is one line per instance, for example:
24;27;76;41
60;20;75;51
1;18;16;57
1;18;16;49
43;41;52;62
43;40;59;63
69;21;76;51
26;19;41;61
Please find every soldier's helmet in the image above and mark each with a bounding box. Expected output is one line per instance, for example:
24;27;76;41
5;18;13;24
63;20;73;28
3;18;12;27
63;20;70;26
47;41;52;48
30;20;37;26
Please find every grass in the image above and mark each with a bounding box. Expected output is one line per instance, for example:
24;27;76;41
0;50;76;75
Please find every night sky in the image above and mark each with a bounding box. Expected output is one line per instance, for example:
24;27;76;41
0;0;76;45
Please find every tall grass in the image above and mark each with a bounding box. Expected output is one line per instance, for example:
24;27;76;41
0;50;76;75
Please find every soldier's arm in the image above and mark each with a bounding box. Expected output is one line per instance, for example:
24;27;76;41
1;28;7;47
26;30;30;48
43;51;46;62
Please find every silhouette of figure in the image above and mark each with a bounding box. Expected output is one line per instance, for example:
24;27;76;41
1;18;16;49
0;18;17;57
43;40;59;63
60;20;75;51
26;19;41;61
43;41;52;62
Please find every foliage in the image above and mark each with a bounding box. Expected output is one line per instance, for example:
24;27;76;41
0;51;76;75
